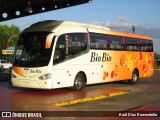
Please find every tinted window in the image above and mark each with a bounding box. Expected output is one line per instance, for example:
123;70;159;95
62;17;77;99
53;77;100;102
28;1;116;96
90;33;108;50
53;35;66;65
148;40;153;52
14;32;53;67
89;33;153;53
53;33;88;65
140;39;153;52
108;36;124;50
126;38;139;51
68;33;88;55
140;40;148;51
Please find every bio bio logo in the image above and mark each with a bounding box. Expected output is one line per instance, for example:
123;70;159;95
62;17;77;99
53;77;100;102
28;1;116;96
90;52;112;62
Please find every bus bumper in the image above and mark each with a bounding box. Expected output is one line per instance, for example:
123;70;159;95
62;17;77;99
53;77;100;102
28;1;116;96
11;78;52;90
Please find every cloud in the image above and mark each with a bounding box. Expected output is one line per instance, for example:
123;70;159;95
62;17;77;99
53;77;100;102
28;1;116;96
90;16;160;39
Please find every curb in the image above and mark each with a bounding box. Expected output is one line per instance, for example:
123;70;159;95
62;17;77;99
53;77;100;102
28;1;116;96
50;90;131;107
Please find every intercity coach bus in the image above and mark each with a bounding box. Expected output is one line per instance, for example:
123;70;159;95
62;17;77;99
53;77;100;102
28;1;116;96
11;20;154;90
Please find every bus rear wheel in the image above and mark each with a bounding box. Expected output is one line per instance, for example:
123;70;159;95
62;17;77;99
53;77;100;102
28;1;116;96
128;70;139;85
73;73;86;91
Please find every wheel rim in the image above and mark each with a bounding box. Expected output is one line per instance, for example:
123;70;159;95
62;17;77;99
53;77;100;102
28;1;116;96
133;73;138;82
75;77;83;89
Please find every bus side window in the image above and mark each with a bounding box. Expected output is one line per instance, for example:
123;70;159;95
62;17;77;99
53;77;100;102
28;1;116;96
126;38;139;51
140;39;148;52
148;40;153;52
90;33;108;50
53;35;66;65
68;33;88;56
108;36;124;50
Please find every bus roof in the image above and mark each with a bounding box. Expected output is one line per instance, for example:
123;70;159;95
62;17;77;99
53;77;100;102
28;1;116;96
24;20;152;40
24;20;110;32
105;30;152;40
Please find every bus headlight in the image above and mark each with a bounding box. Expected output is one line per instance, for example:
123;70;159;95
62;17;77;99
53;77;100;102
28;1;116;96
38;73;52;80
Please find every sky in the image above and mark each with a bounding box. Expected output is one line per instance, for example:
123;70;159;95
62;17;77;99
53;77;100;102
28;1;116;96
0;0;160;53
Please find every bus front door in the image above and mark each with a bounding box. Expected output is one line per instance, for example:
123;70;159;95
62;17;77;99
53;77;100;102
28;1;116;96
52;63;66;89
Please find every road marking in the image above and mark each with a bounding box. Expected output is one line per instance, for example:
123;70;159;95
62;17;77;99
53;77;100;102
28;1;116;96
50;90;131;107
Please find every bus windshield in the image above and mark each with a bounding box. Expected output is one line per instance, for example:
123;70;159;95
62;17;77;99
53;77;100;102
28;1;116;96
13;32;54;67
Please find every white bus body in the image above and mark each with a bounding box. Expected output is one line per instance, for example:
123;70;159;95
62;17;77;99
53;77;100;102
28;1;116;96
11;20;154;90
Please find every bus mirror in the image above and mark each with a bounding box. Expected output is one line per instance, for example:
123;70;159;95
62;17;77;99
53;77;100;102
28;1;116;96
45;33;54;49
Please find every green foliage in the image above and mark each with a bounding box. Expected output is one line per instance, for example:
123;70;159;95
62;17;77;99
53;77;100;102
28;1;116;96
154;52;160;69
0;24;21;49
154;53;159;59
0;24;21;62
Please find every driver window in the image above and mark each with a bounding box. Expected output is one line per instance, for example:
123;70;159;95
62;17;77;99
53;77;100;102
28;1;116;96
53;33;88;65
53;35;66;65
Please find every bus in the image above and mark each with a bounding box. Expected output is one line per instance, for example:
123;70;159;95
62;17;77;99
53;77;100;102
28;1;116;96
11;20;154;90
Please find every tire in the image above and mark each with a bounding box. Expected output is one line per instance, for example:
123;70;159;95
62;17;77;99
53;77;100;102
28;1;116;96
73;73;86;91
128;70;139;85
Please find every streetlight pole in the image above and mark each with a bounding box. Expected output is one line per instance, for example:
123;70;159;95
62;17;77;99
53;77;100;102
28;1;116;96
132;25;135;34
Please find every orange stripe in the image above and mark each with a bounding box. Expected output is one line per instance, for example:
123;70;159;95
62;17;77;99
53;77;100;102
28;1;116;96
106;30;152;40
45;34;54;49
13;66;24;76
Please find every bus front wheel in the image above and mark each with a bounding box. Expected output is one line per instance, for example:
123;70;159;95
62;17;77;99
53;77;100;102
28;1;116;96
128;70;139;85
73;73;86;91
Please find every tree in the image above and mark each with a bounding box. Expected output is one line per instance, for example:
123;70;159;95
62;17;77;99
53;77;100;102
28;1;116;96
154;53;159;60
0;25;21;61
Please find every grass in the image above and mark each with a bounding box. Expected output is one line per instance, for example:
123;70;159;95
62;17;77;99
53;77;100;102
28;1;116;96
154;61;160;69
